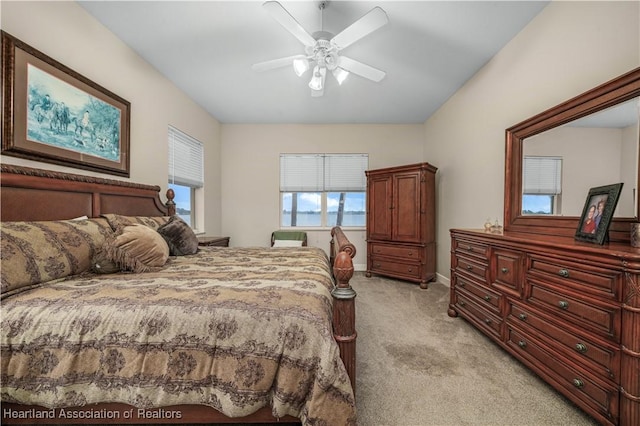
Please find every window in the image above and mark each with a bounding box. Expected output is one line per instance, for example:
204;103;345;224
168;126;204;227
280;154;368;228
522;156;562;215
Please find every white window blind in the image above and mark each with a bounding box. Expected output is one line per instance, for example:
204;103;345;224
324;154;368;191
523;156;562;194
280;154;368;191
168;126;204;188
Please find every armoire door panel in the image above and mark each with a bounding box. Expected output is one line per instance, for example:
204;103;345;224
393;172;421;242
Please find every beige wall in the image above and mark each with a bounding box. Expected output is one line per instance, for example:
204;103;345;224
424;0;640;282
220;124;424;269
0;1;222;235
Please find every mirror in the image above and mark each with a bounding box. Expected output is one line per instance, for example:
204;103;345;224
505;68;640;243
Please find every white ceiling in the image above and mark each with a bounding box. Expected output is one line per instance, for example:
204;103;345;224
79;1;548;124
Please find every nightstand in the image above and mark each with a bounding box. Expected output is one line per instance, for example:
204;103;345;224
197;236;230;247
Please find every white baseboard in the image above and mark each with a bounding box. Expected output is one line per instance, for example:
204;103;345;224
436;272;450;287
354;263;367;272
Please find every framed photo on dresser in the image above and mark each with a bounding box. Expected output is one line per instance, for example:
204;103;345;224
574;183;623;245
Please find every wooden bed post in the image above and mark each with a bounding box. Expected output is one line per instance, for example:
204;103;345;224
165;188;176;216
331;227;357;394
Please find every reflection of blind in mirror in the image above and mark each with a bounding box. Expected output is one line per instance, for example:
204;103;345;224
523;156;562;194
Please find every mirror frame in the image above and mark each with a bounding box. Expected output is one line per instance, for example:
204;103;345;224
504;67;640;243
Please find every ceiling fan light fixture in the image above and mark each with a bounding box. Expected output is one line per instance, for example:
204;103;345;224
293;57;310;77
309;65;325;91
332;67;349;85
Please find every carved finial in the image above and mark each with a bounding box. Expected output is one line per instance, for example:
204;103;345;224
166;188;176;216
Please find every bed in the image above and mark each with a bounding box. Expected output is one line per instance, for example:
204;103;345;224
0;164;357;425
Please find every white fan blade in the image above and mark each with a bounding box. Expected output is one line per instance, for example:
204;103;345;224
331;7;388;50
338;56;386;82
252;54;306;72
263;1;316;47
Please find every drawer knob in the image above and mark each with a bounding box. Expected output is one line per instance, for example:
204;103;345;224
459;301;466;307
575;343;588;353
518;313;527;321
501;267;509;274
572;378;584;388
459;281;466;288
518;340;527;349
467;245;473;251
558;268;570;278
558;300;569;309
484;318;492;325
466;265;473;271
375;263;381;267
484;295;491;301
408;267;413;272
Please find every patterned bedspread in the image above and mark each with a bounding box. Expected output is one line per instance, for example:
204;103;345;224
0;247;356;425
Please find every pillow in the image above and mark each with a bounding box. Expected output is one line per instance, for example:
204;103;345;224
91;250;120;274
103;224;169;273
156;216;199;256
1;218;114;294
272;239;304;247
101;214;171;233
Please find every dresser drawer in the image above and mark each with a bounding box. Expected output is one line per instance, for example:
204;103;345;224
507;327;619;420
455;292;502;338
508;302;620;381
454;255;489;283
528;256;621;301
492;249;522;296
456;275;502;314
370;243;421;260
453;238;489;261
527;280;621;341
370;256;421;280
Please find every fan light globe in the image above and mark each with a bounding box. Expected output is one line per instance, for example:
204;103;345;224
293;58;310;77
309;66;324;91
333;68;349;85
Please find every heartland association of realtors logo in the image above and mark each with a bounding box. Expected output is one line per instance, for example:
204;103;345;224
2;407;183;421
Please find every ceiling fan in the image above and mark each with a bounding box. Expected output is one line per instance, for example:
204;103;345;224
252;1;389;97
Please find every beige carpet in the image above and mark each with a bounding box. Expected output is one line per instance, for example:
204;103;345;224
352;272;599;426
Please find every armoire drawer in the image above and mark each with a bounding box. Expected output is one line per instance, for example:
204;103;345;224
455;292;502;338
507;327;619;420
370;243;421;260
528;256;621;301
370;256;422;280
508;302;620;381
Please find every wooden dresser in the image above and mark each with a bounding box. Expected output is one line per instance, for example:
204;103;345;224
365;163;437;288
449;229;640;425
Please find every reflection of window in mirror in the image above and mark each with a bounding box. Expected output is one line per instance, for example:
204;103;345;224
522;156;562;215
522;97;639;217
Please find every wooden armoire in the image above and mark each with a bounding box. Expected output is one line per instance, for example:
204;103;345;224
365;162;437;288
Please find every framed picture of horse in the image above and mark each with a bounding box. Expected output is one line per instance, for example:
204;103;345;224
1;31;130;177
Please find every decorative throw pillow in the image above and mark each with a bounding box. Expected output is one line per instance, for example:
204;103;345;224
1;218;114;294
156;216;199;256
103;224;169;273
91;250;120;274
101;214;171;233
272;240;304;247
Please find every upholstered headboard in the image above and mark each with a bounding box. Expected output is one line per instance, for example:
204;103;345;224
1;164;174;221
